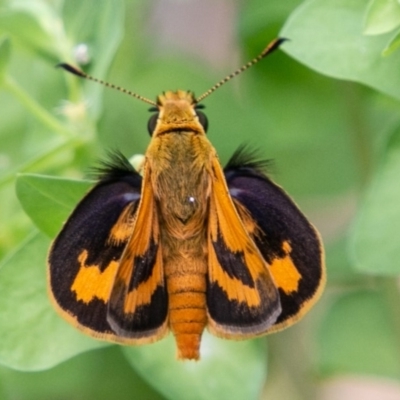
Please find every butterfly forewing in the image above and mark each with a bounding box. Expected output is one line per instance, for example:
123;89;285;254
48;157;143;340
224;152;325;332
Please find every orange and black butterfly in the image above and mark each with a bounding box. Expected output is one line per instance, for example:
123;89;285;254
48;38;325;360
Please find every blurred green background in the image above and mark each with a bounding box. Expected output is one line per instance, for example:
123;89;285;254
1;0;400;399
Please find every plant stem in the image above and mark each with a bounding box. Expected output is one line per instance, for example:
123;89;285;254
382;277;400;354
0;136;87;187
342;82;373;188
4;76;74;139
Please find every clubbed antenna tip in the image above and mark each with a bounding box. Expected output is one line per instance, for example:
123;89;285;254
261;37;289;57
56;62;158;107
56;63;86;78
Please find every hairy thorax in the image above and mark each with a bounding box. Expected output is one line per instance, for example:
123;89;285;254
148;131;212;240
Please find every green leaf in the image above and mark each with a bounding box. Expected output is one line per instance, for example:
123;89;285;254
16;174;92;238
0;36;11;84
281;0;400;101
318;289;400;379
350;128;400;275
0;347;165;400
123;333;267;400
364;0;400;35
383;27;400;55
0;232;107;371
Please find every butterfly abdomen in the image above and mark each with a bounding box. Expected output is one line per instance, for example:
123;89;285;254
164;246;208;360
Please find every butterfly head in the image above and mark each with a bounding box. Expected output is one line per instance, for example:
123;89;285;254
147;90;208;137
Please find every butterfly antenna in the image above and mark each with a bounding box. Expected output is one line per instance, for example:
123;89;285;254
57;63;158;107
196;37;287;103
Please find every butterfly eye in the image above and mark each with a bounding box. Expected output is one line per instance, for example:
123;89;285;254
196;110;208;132
147;113;159;136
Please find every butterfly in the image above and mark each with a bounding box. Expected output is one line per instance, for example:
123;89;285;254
48;38;325;360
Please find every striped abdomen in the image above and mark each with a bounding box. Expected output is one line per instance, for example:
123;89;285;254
164;248;208;360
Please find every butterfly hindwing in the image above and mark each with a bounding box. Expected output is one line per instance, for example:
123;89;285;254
48;153;143;340
224;148;325;332
207;157;282;338
107;165;168;343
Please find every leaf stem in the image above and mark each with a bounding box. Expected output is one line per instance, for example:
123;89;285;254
0;137;87;187
342;82;373;188
3;76;74;139
382;277;400;352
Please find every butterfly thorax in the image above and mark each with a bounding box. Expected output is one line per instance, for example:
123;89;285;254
147;91;213;239
150;133;212;237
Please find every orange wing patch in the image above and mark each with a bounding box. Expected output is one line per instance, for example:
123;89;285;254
123;245;163;314
208;243;262;307
108;202;136;244
269;241;302;295
71;250;118;303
